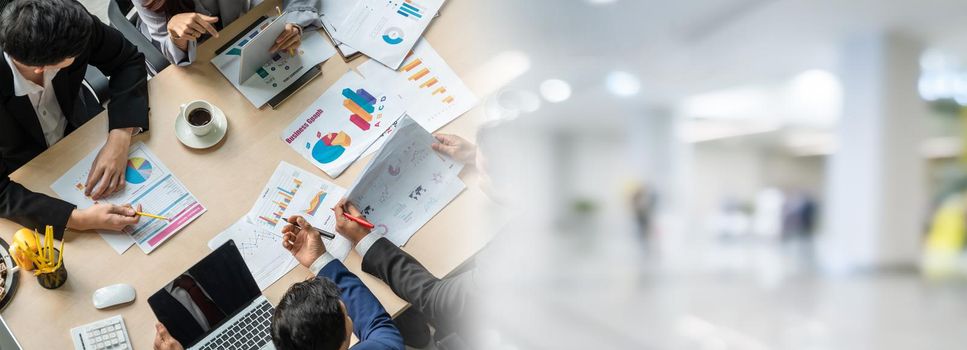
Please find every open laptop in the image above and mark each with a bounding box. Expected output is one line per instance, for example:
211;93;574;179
148;241;276;350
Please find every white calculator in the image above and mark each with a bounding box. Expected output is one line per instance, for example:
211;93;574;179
70;315;131;350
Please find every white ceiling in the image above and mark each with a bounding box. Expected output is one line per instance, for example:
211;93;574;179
481;0;967;106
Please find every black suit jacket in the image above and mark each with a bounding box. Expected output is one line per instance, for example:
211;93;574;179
361;237;477;350
0;12;150;238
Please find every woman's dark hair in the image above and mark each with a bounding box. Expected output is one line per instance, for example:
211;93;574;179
143;0;196;20
0;0;93;67
271;277;347;350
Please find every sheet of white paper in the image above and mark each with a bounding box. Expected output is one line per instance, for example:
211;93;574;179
244;161;353;260
281;70;405;178
276;173;352;260
320;0;358;44
51;142;207;254
212;19;336;108
357;39;478;156
347;116;465;246
208;217;298;291
338;0;445;69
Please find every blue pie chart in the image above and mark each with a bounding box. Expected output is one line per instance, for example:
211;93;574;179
125;157;153;184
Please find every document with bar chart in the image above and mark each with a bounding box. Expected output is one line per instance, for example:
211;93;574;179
338;0;446;69
281;70;406;177
245;161;354;260
51;142;207;254
358;39;478;155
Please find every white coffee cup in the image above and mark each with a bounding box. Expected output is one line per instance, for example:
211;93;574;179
180;100;216;136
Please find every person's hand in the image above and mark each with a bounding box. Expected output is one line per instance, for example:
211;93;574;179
154;323;184;350
282;216;326;267
270;24;302;53
432;133;476;165
333;198;371;246
167;12;219;41
67;203;141;232
86;128;135;200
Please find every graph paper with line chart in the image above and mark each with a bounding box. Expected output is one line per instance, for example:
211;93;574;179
358;39;478;156
51;142;207;254
208;217;298;290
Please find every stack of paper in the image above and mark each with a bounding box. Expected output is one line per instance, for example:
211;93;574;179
51;142;207;254
319;0;361;58
347;116;464;246
328;0;446;69
209;161;352;290
281;70;407;178
212;16;336;108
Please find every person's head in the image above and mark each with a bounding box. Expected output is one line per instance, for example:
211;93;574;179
0;0;92;73
271;277;353;350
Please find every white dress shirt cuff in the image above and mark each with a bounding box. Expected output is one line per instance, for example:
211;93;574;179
285;10;323;31
354;233;381;260
170;39;197;67
308;252;336;276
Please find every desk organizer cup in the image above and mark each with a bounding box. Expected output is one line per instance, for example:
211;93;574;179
36;248;67;289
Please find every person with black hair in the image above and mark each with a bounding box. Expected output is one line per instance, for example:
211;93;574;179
152;214;404;350
132;0;325;66
0;0;150;238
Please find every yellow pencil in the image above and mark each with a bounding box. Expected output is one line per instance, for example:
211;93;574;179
136;212;170;221
276;6;297;57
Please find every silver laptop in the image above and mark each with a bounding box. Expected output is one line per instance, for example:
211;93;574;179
148;241;276;350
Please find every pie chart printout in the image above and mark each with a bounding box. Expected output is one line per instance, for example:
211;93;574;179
126;157;153;184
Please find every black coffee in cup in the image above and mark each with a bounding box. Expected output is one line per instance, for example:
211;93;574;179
188;108;212;126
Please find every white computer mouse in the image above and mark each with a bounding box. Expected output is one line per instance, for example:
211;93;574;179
92;284;136;309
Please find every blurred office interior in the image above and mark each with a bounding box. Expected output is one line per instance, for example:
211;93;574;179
469;0;967;349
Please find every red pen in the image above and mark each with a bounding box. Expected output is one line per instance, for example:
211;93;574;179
331;207;375;229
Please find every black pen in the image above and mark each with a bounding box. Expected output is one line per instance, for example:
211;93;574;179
293;222;336;240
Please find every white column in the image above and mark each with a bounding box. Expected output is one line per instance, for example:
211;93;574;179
819;32;926;271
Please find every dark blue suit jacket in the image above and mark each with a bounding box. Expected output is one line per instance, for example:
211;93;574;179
318;259;404;350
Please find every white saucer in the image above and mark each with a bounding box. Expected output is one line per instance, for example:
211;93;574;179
175;107;228;149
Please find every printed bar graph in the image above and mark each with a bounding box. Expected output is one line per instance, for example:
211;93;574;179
420;78;439;88
402;59;423;72
342;88;377;131
409;68;430;81
257;178;302;227
397;0;425;20
443;96;454;104
432;87;447;95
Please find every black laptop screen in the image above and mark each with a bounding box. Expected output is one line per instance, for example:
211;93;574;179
148;240;261;347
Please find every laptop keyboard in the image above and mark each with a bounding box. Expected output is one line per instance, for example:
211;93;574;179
200;300;274;350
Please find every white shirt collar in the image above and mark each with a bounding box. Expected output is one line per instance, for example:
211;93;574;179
4;51;54;97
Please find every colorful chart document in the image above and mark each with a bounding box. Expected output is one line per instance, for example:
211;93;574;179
208;218;298;291
338;0;446;69
347;116;464;246
212;16;336;108
51;142;206;254
281;70;405;178
358;39;478;156
246;162;353;260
